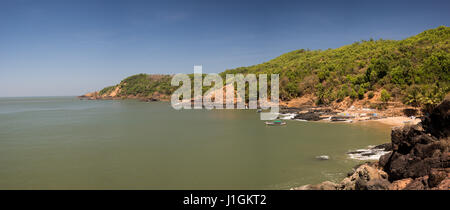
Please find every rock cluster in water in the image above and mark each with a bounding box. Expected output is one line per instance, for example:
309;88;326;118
293;95;450;190
292;108;337;121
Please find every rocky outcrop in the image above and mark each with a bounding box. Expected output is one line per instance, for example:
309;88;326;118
340;162;390;190
378;95;450;189
389;178;413;190
421;95;450;139
77;92;100;100
292;108;337;121
373;143;392;151
294;94;450;190
293;162;390;190
378;125;448;181
293;112;322;121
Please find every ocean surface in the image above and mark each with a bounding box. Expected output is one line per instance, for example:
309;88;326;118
0;97;391;189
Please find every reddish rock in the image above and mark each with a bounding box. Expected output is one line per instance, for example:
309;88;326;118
433;178;450;190
389;178;413;190
404;176;429;190
428;169;448;188
293;95;450;190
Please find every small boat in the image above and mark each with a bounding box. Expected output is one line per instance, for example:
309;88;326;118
256;109;262;113
265;120;286;126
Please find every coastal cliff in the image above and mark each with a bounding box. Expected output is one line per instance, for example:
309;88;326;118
294;95;450;190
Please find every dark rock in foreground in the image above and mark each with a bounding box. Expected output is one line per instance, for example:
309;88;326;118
293;94;450;190
378;94;449;189
421;96;450;139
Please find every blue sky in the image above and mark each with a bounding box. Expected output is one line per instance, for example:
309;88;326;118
0;0;449;97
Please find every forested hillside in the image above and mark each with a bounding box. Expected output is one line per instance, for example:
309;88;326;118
98;26;450;107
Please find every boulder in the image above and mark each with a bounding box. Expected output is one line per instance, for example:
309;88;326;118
428;169;447;188
318;181;340;190
339;163;389;190
373;143;392;151
362;179;391;190
404;176;429;190
421;94;450;139
294;112;322;121
381;124;448;181
433;178;450;190
379;151;391;167
390;125;436;155
389;178;413;190
292;181;339;190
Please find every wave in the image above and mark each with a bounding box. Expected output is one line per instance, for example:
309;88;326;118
279;113;297;120
347;145;390;161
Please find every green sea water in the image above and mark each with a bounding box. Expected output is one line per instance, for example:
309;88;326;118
0;97;391;189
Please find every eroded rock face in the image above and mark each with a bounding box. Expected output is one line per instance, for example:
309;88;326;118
340;163;389;190
428;168;447;188
380;137;448;182
389;178;413;190
293;163;390;190
403;176;429;190
380;135;448;180
378;95;450;189
433;178;450;190
421;95;450;139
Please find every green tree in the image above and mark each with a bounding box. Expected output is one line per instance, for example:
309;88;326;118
380;89;391;103
358;87;365;100
367;91;374;99
349;89;358;100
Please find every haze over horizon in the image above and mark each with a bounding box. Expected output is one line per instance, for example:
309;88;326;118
1;0;449;97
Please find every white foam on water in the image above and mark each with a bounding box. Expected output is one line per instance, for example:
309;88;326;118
279;113;297;120
347;146;390;161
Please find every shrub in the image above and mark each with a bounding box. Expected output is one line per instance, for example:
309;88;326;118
349;89;358;100
99;86;116;96
358;87;365;100
380;89;391;103
336;89;346;102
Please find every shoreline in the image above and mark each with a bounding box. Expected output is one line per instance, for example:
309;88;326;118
292;95;449;190
79;95;422;128
373;116;421;127
279;106;421;128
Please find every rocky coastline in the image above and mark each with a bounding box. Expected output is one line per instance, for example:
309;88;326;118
80;91;421;126
293;95;450;190
77;91;170;102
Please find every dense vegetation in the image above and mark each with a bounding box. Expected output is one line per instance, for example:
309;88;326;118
222;26;449;106
100;74;175;98
100;26;450;107
100;73;214;98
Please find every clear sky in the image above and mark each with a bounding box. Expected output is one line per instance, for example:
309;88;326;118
0;0;449;97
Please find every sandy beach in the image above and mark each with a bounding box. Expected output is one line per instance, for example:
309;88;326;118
374;116;421;127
